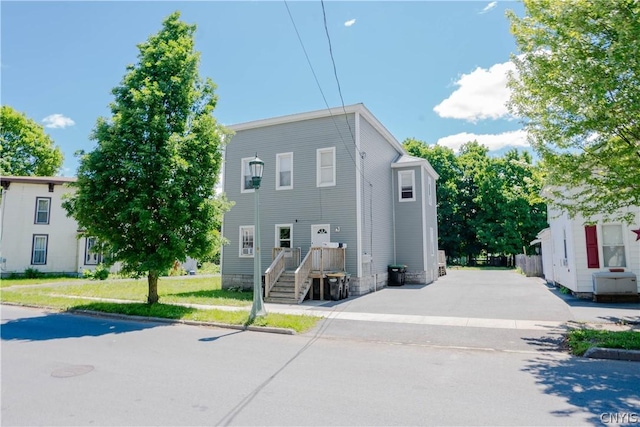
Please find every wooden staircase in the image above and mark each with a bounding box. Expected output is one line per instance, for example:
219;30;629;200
264;271;311;304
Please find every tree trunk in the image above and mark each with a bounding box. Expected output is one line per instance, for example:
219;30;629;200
147;270;159;304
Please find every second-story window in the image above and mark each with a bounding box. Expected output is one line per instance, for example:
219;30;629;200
398;170;415;202
34;197;51;224
241;157;255;193
276;152;293;190
317;147;336;187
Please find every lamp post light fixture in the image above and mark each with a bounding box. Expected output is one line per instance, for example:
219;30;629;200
249;155;266;321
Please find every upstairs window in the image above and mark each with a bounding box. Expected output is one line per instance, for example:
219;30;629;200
239;226;254;257
602;224;626;267
398;170;415;202
317;147;336;187
241;157;255;193
276;152;293;190
34;197;51;224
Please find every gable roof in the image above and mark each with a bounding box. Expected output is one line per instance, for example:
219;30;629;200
391;154;439;180
229;103;406;154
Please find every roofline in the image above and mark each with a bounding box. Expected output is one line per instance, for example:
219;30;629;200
390;158;440;180
228;103;406;154
0;176;76;185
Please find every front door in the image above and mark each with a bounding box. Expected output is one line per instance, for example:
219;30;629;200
311;224;331;270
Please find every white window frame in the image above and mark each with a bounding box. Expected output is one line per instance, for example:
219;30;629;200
316;147;336;187
276;152;293;190
31;234;48;265
239;225;255;257
602;224;626;267
428;176;433;206
275;224;293;248
85;237;102;265
398;170;416;202
34;197;51;224
241;157;255;194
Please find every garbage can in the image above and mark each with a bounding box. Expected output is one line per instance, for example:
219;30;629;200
388;264;406;286
327;274;344;301
342;273;351;299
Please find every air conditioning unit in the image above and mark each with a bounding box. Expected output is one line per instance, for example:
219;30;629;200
592;272;637;295
242;248;253;256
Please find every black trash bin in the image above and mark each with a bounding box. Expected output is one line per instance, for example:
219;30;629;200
388;264;406;286
327;274;343;301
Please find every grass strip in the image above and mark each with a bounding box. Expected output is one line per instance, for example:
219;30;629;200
567;329;640;356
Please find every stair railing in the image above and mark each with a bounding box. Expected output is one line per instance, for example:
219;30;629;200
264;250;287;298
294;250;313;302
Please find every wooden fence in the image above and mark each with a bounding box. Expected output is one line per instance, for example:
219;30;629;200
515;254;543;277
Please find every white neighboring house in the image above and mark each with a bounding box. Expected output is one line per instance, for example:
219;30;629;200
0;176;112;277
537;204;640;296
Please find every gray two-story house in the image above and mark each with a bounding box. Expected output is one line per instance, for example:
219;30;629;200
221;103;439;303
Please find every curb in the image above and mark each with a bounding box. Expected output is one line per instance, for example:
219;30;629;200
59;307;297;335
583;347;640;362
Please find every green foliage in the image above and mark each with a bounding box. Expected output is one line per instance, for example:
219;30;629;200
403;139;547;261
83;264;110;280
63;12;232;304
23;268;44;279
507;0;640;223
567;328;640;356
0;105;64;176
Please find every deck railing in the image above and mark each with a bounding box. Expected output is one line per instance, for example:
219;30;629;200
294;251;313;302
310;247;346;272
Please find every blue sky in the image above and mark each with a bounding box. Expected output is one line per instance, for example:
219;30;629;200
2;0;526;176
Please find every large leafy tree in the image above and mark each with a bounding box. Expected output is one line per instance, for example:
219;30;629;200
507;0;640;223
403;139;547;263
64;12;230;304
0;105;64;176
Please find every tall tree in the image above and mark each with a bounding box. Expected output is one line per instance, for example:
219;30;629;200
508;0;640;223
0;105;64;176
64;12;230;304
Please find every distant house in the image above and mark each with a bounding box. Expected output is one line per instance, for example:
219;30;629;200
220;103;440;302
0;176;102;277
537;204;640;297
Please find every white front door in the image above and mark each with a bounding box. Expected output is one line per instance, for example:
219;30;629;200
311;224;331;247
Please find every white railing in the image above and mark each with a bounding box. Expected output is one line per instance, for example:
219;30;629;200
264;250;287;298
294;251;313;302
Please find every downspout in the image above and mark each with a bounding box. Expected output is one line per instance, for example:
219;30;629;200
391;165;396;264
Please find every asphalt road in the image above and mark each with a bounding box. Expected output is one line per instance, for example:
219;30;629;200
2;304;639;426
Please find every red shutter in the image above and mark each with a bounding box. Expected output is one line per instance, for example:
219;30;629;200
585;225;600;268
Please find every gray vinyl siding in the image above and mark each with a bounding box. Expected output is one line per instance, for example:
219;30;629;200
423;171;439;277
222;114;359;276
394;165;425;272
358;116;398;275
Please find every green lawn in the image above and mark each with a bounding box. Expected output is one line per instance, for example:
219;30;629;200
567;328;640;356
1;277;85;288
1;276;320;333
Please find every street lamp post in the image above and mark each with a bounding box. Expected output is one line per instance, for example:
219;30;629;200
249;155;266;321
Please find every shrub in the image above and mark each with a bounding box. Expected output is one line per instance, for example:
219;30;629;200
24;268;43;279
93;264;110;280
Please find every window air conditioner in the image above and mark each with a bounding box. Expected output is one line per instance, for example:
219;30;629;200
242;248;253;256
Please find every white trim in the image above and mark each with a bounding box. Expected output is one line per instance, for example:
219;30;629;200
398;170;416;202
239;225;255;258
275;152;293;190
275;223;293;248
422;171;428;271
240;157;255;194
428;176;433;206
316;147;336;187
229;103;406;155
355;112;362;277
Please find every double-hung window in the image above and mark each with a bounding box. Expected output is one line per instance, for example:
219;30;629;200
34;197;51;224
239;226;254;257
276;152;293;190
316;147;336;187
602;224;626;267
85;237;102;265
398;170;415;202
276;224;292;248
241;157;255;193
428;176;433;206
32;235;48;265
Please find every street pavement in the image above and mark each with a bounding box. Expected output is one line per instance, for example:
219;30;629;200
2;269;639;426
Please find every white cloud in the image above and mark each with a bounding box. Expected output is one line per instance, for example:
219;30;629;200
42;114;75;129
433;60;516;123
436;129;529;153
480;1;497;14
344;19;356;27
